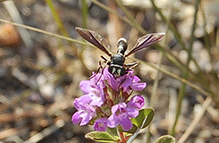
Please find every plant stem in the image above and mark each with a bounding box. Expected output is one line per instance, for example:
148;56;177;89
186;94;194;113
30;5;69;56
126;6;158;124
119;131;126;143
45;0;69;37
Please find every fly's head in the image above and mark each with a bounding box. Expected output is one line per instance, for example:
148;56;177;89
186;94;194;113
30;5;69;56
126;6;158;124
117;38;127;55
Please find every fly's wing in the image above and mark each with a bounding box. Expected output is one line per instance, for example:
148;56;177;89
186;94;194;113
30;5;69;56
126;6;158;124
125;33;165;57
75;27;112;57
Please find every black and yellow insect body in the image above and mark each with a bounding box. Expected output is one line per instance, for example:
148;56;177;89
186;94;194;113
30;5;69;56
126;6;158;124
75;27;165;78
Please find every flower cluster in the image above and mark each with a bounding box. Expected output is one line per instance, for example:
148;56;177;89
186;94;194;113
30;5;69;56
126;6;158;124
72;68;146;131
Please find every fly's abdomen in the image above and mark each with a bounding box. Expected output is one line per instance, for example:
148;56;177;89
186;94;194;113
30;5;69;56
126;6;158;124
109;54;126;77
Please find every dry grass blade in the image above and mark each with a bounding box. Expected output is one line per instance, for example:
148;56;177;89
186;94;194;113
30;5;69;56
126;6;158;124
178;97;212;143
24;119;65;143
0;128;26;140
0;19;90;47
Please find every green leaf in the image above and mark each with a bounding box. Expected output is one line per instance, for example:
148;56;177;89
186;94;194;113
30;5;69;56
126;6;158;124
107;127;118;137
131;107;154;129
120;124;138;134
85;131;119;142
154;135;175;143
126;108;155;142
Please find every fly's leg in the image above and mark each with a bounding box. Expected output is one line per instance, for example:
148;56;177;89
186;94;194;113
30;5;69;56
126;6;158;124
95;56;111;84
124;61;139;71
89;61;103;79
89;56;110;84
117;62;139;93
101;56;110;66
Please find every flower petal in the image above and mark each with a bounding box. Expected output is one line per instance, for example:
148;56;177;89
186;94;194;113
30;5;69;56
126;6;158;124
73;94;92;109
131;82;147;91
128;95;145;109
120;76;132;88
107;114;119;128
120;117;133;131
79;80;93;94
132;76;140;83
80;111;93;126
126;107;139;118
71;111;81;124
94;118;108;131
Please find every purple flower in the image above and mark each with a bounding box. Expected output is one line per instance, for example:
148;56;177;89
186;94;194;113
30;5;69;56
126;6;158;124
80;78;105;107
72;67;147;130
79;74;105;94
107;102;139;131
130;76;147;91
94;118;108;131
122;75;147;93
89;84;105;107
72;95;97;126
90;71;105;86
79;80;93;94
127;95;145;109
73;94;92;109
104;70;121;90
104;69;146;93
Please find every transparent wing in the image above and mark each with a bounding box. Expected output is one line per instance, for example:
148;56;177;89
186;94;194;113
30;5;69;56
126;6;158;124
125;33;165;57
75;27;112;56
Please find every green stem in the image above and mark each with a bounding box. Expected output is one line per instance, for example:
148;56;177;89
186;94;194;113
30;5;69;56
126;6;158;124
45;0;69;37
115;0;146;34
81;0;88;28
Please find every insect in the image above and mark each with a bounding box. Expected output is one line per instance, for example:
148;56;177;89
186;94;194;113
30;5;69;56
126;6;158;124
75;27;165;78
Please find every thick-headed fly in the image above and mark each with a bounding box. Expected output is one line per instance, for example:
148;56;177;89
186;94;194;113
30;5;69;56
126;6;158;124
75;27;165;78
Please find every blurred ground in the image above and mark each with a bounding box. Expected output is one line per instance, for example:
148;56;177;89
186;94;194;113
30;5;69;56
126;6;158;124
0;0;219;143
